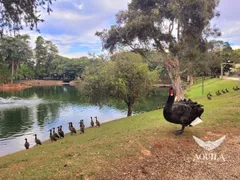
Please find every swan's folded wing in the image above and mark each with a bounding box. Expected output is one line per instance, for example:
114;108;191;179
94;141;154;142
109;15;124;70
172;104;191;116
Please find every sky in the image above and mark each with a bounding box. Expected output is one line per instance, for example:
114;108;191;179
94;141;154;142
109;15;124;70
23;0;240;58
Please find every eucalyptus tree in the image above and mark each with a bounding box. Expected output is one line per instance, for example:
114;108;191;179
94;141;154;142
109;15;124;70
0;0;55;35
96;0;220;100
83;52;158;116
0;35;33;83
34;36;58;78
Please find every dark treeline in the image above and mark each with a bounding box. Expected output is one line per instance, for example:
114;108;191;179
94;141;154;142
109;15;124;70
0;35;101;84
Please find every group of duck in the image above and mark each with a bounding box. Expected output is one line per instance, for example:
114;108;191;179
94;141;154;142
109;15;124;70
207;85;239;100
24;116;101;150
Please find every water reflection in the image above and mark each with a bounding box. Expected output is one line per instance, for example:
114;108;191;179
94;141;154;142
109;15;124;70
0;86;168;157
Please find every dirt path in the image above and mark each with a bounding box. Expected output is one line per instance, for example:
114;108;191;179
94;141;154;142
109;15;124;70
98;129;240;180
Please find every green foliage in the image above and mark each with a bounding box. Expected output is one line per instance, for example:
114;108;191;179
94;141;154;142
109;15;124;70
15;64;35;80
0;34;33;83
0;63;11;83
96;0;220;56
0;0;54;35
82;52;158;116
52;55;97;80
34;36;58;78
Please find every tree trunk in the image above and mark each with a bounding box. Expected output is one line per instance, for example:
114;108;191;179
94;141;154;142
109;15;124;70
11;60;14;84
189;75;194;86
127;103;133;116
164;55;184;101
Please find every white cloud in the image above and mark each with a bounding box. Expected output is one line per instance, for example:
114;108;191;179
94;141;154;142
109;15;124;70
60;52;89;58
95;0;131;12
231;45;240;50
73;2;83;10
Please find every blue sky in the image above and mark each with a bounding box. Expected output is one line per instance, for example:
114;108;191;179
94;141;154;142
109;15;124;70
23;0;240;58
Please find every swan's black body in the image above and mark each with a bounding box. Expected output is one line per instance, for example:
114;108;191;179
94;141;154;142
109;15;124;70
163;87;204;135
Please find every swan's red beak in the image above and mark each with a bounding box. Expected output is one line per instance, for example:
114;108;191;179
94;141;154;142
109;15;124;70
170;89;174;96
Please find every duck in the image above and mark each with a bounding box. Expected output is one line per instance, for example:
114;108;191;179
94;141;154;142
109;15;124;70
226;88;229;93
233;86;238;91
90;117;94;127
68;122;76;135
207;94;211;100
79;119;85;133
221;89;226;94
163;87;204;135
95;117;100;127
52;127;60;139
49;129;57;141
34;134;42;145
58;126;64;138
233;86;240;91
207;92;212;97
24;138;30;149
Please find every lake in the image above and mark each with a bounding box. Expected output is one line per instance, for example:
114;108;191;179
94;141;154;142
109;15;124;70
0;85;168;157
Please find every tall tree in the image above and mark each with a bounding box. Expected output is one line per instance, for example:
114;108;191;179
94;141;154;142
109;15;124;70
34;36;58;78
82;52;157;116
0;35;33;83
96;0;220;100
0;0;54;36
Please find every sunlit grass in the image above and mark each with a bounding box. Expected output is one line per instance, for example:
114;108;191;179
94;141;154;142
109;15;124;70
0;78;239;179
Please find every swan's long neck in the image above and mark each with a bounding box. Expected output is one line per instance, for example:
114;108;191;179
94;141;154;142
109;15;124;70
164;95;175;112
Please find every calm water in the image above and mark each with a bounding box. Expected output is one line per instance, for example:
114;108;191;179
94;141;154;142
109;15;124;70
0;85;168;157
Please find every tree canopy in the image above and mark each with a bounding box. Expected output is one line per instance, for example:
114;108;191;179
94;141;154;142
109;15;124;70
96;0;221;100
82;52;158;116
0;34;33;83
0;0;55;36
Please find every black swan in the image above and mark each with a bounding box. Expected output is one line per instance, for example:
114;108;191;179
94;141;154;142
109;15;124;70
163;87;204;135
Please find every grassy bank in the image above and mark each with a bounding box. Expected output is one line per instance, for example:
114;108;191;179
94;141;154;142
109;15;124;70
0;79;240;180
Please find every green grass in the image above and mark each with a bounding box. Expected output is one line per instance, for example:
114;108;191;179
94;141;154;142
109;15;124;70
186;78;239;98
0;78;240;179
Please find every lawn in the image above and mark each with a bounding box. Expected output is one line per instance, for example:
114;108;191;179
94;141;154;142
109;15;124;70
0;78;240;180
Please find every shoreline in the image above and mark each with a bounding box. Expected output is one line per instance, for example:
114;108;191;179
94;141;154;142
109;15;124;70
0;83;32;92
21;80;76;86
0;80;76;92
